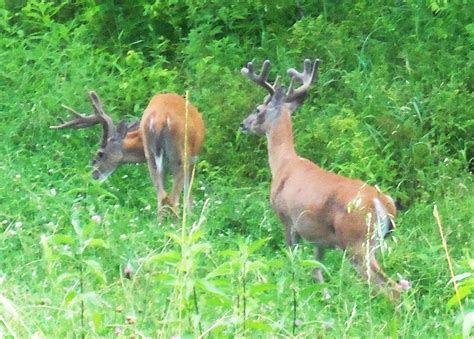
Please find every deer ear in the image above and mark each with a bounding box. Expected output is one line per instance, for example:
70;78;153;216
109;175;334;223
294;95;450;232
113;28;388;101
116;120;128;139
127;119;140;131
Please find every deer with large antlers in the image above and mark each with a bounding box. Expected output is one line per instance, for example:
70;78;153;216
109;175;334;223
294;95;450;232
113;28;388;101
240;59;403;301
51;92;205;215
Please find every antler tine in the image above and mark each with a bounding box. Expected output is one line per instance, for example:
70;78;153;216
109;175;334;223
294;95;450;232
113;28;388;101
50;104;102;129
88;91;116;148
241;59;276;95
286;58;320;102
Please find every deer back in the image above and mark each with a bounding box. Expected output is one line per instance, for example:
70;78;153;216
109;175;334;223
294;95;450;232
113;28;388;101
140;93;205;164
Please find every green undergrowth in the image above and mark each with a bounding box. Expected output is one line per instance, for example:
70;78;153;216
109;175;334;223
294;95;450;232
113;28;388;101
1;0;472;337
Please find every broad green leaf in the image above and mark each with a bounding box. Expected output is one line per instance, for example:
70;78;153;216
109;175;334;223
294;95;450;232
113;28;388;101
248;237;271;254
49;234;75;245
197;279;228;298
64;290;77;305
301;260;328;272
245;320;273;332
145;251;181;267
206;262;232;279
447;285;472;309
447;272;472;285
82;238;109;253
249;283;277;295
92;311;103;332
84;259;107;284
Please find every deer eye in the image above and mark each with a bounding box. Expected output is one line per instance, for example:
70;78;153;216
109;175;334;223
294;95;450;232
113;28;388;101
97;151;105;159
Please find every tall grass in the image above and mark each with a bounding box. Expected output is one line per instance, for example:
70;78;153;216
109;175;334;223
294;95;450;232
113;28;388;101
0;1;472;337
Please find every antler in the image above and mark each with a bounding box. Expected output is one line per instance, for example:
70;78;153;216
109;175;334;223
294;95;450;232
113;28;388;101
285;59;320;102
241;60;279;97
51;91;116;148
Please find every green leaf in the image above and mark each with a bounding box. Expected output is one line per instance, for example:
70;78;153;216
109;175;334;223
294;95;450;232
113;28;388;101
166;231;182;245
92;311;103;332
300;260;328;272
447;285;472;309
245;319;273;332
447;272;472;285
190;228;204;242
191;242;211;255
248;237;271;254
71;210;82;239
84;259;107;284
82;238;109;253
145;251;181;267
79;292;104;307
249;283;277;295
64;290;77;305
197;279;228;298
49;234;75;245
206;262;232;279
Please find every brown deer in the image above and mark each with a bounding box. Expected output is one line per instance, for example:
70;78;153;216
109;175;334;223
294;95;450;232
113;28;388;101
51;91;205;215
240;59;402;301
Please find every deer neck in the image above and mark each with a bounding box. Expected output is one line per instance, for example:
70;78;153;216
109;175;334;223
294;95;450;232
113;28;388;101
266;110;297;175
121;131;146;163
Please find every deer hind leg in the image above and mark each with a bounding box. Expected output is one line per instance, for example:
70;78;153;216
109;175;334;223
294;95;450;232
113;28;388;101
167;145;190;216
348;247;400;302
312;246;331;300
144;130;168;216
280;214;299;248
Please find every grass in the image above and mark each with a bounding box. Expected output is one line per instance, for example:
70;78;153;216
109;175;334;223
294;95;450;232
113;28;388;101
1;1;473;337
1;158;472;336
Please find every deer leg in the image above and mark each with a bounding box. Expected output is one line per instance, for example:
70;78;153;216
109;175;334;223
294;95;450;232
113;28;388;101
348;248;400;302
281;215;299;248
168;166;184;216
312;246;331;300
146;148;168;215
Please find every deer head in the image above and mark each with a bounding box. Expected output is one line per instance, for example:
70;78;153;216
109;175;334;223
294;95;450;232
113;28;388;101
240;59;319;134
51;91;142;181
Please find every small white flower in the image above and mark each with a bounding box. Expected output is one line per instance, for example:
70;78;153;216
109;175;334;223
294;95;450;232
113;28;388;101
14;221;23;229
48;169;54;174
114;204;120;209
91;215;101;224
50;188;57;196
2;220;8;225
114;326;123;336
144;205;151;211
15;174;21;180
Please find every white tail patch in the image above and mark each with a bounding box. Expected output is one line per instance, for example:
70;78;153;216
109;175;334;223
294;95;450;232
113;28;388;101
155;150;164;173
374;198;390;239
149;117;155;133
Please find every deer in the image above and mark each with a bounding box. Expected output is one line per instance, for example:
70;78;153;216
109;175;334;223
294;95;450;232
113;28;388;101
51;91;205;216
240;59;403;301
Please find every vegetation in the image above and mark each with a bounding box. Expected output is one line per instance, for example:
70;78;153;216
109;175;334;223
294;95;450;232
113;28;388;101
0;0;472;337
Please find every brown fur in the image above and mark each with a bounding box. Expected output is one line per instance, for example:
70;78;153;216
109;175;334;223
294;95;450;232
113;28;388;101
241;84;401;301
140;93;205;215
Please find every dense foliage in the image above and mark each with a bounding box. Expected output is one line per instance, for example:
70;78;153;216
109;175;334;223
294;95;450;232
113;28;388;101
0;0;472;337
